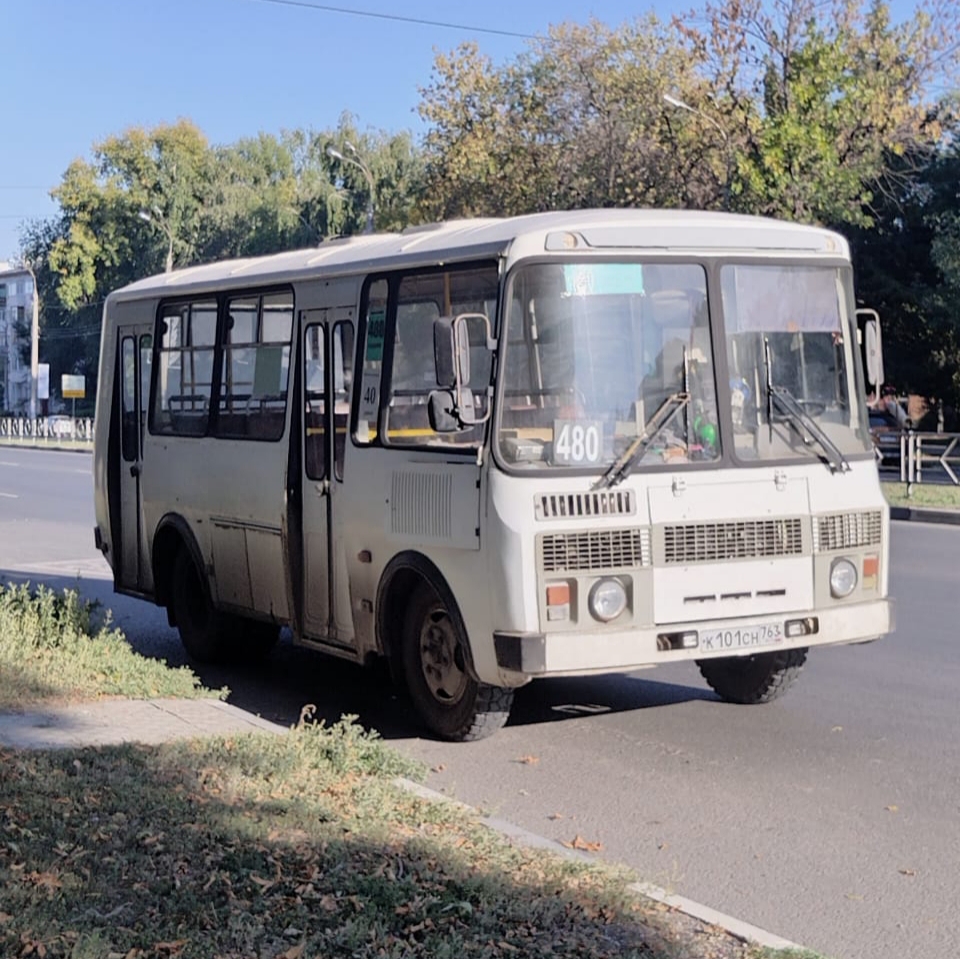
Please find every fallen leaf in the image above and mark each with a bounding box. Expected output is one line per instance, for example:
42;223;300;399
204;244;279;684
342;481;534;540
831;726;843;732
249;873;274;890
845;893;864;901
657;842;669;851
281;946;305;959
561;834;603;852
0;912;11;923
431;764;446;773
547;812;564;821
899;868;917;877
516;755;539;765
885;805;899;813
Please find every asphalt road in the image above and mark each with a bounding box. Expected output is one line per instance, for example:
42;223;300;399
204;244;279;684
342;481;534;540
2;446;959;959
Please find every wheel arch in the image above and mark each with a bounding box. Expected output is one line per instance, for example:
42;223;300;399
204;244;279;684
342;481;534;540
375;551;479;683
152;513;206;623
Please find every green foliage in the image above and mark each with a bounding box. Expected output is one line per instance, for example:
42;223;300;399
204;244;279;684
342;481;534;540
0;581;224;707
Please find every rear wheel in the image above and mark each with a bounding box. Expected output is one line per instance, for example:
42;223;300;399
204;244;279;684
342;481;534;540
697;648;808;704
171;548;230;663
401;583;513;741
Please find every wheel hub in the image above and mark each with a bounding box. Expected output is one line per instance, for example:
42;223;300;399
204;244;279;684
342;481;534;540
419;606;467;704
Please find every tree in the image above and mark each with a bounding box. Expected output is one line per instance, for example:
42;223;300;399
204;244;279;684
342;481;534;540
679;0;960;226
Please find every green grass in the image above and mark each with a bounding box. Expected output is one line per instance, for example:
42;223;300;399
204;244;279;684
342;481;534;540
0;582;225;709
881;481;960;510
0;717;773;959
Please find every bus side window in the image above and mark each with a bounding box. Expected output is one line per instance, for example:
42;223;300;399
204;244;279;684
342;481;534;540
354;278;388;445
333;322;354;481
121;336;137;461
304;324;326;481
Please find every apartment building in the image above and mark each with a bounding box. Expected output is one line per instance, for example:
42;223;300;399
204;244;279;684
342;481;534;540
0;262;33;412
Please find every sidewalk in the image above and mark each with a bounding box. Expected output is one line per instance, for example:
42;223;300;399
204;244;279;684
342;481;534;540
0;697;285;749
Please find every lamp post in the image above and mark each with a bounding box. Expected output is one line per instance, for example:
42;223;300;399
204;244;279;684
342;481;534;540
663;93;732;209
326;143;375;235
138;207;174;273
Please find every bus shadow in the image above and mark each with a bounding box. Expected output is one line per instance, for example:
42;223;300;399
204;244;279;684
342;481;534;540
0;567;716;741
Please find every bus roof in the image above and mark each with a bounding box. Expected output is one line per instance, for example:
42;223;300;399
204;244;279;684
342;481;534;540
110;208;850;302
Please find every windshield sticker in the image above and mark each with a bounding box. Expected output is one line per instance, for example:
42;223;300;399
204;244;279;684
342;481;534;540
365;308;386;361
563;263;644;297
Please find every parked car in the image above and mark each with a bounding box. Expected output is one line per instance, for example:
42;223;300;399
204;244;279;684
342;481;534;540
869;407;905;469
47;415;75;439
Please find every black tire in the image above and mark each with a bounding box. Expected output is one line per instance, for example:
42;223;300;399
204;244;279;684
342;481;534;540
171;548;231;663
400;583;513;742
696;647;808;704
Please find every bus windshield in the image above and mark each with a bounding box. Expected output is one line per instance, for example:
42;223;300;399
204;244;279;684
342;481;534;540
497;261;721;471
721;264;872;463
496;259;872;473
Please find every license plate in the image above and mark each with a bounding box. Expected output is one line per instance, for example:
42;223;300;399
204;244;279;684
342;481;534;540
699;621;784;653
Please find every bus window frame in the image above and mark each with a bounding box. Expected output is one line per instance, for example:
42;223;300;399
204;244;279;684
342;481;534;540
147;283;296;443
350;259;502;455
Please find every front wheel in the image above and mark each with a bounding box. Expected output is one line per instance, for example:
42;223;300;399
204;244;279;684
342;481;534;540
696;647;808;704
401;583;513;741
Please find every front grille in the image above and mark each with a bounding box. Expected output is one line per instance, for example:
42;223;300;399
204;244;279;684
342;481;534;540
540;528;651;572
663;518;804;564
536;490;635;520
813;511;883;552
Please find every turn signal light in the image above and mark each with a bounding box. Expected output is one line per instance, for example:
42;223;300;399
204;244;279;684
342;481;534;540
862;554;879;590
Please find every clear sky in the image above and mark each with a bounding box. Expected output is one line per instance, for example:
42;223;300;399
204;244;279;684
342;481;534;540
0;0;926;261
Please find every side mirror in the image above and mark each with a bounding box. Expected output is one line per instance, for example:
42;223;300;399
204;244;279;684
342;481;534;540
428;390;461;433
432;313;493;429
856;309;884;391
434;317;457;388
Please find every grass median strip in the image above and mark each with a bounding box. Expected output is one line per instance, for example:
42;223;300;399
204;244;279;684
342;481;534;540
881;481;960;510
0;718;813;959
0;582;225;709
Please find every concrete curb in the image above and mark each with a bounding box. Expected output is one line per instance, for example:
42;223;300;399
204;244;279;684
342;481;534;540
889;505;960;525
0;440;92;454
396;777;804;953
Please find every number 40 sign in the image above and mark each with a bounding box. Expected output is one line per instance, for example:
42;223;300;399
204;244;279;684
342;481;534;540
552;419;603;465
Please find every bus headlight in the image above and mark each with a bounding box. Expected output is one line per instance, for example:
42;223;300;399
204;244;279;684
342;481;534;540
830;558;858;598
588;578;627;622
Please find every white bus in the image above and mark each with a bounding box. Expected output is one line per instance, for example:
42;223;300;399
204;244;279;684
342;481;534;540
93;209;892;740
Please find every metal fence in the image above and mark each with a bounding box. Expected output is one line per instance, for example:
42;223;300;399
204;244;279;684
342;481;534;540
875;430;960;487
0;416;95;444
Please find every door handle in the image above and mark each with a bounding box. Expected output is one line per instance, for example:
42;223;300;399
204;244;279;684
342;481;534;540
130;464;141;478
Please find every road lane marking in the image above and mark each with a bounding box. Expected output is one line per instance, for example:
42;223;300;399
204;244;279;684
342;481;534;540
0;492;18;499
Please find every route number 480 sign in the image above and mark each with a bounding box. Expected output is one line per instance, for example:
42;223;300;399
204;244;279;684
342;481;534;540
552;419;603;465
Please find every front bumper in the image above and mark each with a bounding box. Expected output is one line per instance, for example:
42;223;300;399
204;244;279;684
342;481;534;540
494;598;892;677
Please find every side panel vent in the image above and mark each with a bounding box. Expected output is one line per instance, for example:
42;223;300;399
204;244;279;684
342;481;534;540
540;527;651;573
536;490;635;520
663;518;804;564
813;511;883;552
391;471;453;539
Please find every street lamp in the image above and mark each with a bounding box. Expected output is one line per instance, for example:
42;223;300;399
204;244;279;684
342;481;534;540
663;93;732;209
138;207;174;273
326;143;375;235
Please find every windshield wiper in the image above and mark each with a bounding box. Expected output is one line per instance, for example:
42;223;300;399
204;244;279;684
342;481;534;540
762;338;850;474
593;392;690;489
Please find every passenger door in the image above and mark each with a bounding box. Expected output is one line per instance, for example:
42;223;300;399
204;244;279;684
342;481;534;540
300;310;355;642
116;325;152;591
